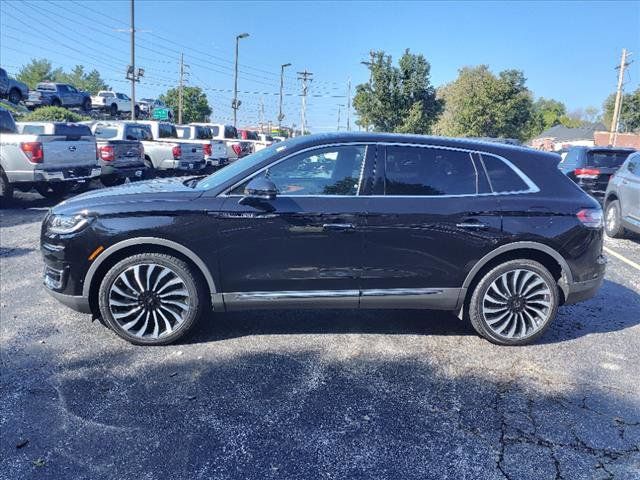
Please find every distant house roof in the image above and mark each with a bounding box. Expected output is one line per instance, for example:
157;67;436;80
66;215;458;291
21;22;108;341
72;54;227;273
534;122;607;142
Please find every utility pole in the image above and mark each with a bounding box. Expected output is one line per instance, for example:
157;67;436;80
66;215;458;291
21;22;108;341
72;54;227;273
178;52;184;124
346;77;351;131
233;33;249;128
297;69;313;135
609;48;632;146
337;104;344;131
129;0;135;120
259;97;264;133
278;63;291;132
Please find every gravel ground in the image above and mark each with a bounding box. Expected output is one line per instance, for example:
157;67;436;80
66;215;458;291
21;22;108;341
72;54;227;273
1;191;639;480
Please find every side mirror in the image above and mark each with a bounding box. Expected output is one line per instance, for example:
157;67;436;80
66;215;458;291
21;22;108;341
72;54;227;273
239;177;277;205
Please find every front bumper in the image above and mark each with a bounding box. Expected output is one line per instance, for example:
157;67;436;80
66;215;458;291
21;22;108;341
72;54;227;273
44;287;92;314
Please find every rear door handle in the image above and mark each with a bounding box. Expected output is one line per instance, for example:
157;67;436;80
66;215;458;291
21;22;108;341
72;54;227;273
323;223;355;232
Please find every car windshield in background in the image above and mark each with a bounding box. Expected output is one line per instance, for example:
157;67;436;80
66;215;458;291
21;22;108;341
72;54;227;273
0;110;17;133
94;126;119;139
195;127;211;139
54;124;92;136
587;151;633;168
98;92;112;97
224;126;237;139
36;83;56;91
125;125;152;141
158;123;177;138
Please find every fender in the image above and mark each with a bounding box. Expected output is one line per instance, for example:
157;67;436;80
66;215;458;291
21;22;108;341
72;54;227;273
83;236;217;298
457;241;573;309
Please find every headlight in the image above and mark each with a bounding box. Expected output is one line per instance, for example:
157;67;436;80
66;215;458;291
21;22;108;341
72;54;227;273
48;214;92;234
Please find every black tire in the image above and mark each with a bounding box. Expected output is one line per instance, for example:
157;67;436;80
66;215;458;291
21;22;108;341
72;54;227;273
8;88;22;104
82;98;92;112
144;158;156;179
467;259;559;346
110;103;118;116
51;98;61;107
604;199;627;238
134;105;140;118
35;182;74;199
101;175;126;187
0;168;14;204
98;253;206;345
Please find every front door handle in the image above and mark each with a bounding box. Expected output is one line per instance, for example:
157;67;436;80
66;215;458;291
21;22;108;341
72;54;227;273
323;223;355;232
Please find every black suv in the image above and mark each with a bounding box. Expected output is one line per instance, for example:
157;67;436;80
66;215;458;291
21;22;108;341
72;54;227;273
560;146;636;202
41;133;606;346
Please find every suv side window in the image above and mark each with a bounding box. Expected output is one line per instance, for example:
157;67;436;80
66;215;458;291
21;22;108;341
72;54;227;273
384;146;477;196
560;148;581;173
628;156;638;176
480;153;529;193
231;145;367;196
126;125;152;141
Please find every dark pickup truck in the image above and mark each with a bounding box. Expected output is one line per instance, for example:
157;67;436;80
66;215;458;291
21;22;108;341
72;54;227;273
26;82;92;111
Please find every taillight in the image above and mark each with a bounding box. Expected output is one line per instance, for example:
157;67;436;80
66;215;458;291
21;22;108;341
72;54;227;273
20;142;43;163
232;144;242;155
99;145;115;161
576;208;603;228
575;168;600;178
172;145;181;160
140;144;145;159
203;144;212;156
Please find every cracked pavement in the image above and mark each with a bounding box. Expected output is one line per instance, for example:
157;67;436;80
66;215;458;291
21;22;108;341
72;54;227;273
1;191;639;479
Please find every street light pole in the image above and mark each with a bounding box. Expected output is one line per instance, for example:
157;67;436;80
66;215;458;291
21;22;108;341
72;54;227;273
233;33;249;128
130;0;135;120
278;62;291;132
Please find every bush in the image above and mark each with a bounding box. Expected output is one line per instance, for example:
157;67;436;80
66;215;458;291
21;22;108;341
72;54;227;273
23;106;89;122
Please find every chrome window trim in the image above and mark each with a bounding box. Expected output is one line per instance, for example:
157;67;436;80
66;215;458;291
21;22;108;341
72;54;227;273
219;142;372;197
219;141;539;199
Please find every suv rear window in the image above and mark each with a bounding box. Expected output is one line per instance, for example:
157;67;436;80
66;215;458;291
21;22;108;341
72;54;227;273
94;126;119;139
384;146;477;196
224;126;237;139
125;125;152;141
195;127;211;139
480;154;529;192
53;124;92;137
586;150;632;169
158;123;177;138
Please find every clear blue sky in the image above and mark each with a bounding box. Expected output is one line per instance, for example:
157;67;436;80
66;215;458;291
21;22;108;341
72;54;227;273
1;0;639;131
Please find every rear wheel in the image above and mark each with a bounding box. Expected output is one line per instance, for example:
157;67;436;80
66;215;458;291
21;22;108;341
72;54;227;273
51;98;61;107
82;98;92;112
8;88;22;104
98;253;205;345
468;259;559;346
109;103;118;116
35;182;74;199
0;168;14;204
604;200;627;238
144;158;156;179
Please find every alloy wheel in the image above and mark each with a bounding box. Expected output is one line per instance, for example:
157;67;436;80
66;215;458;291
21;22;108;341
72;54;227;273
606;204;618;232
482;268;552;340
108;263;190;339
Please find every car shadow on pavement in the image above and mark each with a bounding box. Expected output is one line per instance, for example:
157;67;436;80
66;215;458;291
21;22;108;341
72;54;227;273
1;344;639;480
190;308;475;343
541;279;640;344
0;247;34;258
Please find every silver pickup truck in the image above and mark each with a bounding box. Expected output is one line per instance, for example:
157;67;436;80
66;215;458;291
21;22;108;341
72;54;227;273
1;109;100;200
175;124;228;172
88;122;148;186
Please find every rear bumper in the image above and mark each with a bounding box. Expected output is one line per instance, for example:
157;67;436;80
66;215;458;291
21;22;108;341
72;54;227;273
206;157;229;167
159;159;206;172
6;166;101;183
101;164;147;179
563;275;604;305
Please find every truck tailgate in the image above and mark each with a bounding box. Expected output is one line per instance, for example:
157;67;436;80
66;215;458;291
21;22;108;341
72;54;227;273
41;136;97;167
179;142;203;163
103;140;144;167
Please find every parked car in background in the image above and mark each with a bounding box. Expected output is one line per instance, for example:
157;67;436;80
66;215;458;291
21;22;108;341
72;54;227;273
604;151;640;238
91;91;138;117
87;122;148;186
238;129;259;141
25;82;93;111
1;111;100;200
559;146;636;203
41;133;605;347
0;67;29;104
137;98;173;120
190;122;249;161
175;124;228;171
129;120;205;175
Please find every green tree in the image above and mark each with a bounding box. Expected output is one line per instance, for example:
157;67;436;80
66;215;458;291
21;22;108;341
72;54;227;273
603;88;640;132
16;58;62;89
55;65;109;94
159;86;211;124
434;65;534;141
529;98;567;135
353;49;442;134
23;106;88;122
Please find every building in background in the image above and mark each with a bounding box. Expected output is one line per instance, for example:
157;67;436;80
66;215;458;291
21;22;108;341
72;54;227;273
530;123;606;151
593;131;640;149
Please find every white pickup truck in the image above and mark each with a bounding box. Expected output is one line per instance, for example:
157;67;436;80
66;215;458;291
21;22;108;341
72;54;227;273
93;121;205;176
189;123;250;162
175;124;228;171
91;91;139;117
1;109;100;200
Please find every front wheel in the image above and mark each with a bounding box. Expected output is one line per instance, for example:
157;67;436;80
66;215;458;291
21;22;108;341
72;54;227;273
604;200;627;238
468;259;559;346
98;253;205;345
82;98;92;112
8;88;22;104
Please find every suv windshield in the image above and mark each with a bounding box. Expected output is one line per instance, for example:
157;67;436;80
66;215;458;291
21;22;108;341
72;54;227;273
586;150;633;169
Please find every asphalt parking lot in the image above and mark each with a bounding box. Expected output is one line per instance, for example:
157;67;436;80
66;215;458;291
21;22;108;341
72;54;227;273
1;190;639;480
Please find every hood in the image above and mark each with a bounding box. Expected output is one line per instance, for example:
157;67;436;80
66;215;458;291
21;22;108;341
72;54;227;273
52;177;204;215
